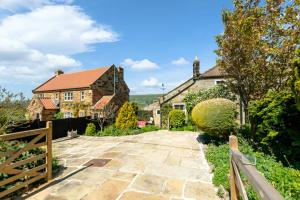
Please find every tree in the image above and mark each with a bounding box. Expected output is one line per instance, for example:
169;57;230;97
215;0;300;121
291;48;300;111
116;102;138;129
96;103;118;132
0;87;28;134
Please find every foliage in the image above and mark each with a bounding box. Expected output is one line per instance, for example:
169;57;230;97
161;103;172;128
192;98;237;137
137;110;153;121
184;84;236;114
116;102;138;130
291;48;300;111
0;87;29;134
215;0;300;121
54;112;63;119
249;90;300;167
205;135;300;200
170;124;198;132
84;123;97;136
131;102;139;115
96;103;118;132
93;125;159;137
168;109;185;129
129;94;161;107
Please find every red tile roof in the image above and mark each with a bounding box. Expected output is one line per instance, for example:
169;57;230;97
39;98;58;110
34;66;111;92
94;95;114;110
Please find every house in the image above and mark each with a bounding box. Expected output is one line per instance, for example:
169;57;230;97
148;57;226;126
27;65;129;121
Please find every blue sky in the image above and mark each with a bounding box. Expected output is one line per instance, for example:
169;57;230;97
0;0;232;97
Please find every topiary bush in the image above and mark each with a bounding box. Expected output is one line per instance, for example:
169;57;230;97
85;123;96;136
192;98;237;137
116;102;138;130
168;109;185;129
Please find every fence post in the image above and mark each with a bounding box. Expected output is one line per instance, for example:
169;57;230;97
229;135;238;200
46;121;52;181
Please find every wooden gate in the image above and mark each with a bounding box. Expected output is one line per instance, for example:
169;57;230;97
0;121;52;198
229;135;284;200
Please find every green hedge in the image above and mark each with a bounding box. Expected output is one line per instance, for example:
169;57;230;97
192;98;237;137
168;109;185;129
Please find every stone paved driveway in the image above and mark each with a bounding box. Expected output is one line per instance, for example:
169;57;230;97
26;130;219;200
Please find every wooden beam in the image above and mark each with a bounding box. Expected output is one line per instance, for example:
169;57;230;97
0;128;48;141
229;135;238;200
46;121;52;181
232;160;248;200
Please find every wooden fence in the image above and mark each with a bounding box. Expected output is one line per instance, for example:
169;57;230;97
229;135;284;200
0;121;52;198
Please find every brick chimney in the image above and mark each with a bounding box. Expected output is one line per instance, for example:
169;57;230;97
55;69;64;76
193;56;200;78
118;67;124;80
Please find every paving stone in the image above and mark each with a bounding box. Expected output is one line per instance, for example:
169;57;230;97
131;174;165;193
162;178;184;196
102;159;123;170
65;158;91;167
82;179;129;200
119;191;168;200
164;153;181;166
69;167;113;184
112;171;137;181
184;181;219;200
100;151;123;158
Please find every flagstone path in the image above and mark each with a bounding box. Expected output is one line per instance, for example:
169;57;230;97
26;130;219;200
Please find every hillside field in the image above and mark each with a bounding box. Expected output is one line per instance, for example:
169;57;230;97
129;94;162;108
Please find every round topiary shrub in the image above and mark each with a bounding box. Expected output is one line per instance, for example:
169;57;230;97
85;123;96;136
192;98;237;136
168;109;186;129
116;102;138;130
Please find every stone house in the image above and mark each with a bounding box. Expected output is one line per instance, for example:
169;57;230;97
147;57;226;126
27;65;129;121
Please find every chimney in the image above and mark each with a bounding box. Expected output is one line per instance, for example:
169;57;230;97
193;56;200;78
55;69;64;76
118;67;124;80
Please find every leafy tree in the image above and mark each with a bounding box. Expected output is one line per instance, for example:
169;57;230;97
0;87;28;134
184;84;236;114
168;109;185;129
215;0;300;121
291;48;300;111
116;102;138;129
160;103;172;128
96;103;118;132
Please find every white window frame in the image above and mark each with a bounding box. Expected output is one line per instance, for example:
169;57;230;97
214;79;225;85
38;93;44;98
64;92;73;101
172;103;186;111
64;112;73;118
80;91;85;101
155;109;160;115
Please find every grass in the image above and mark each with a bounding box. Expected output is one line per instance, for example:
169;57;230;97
204;134;300;200
129;94;162;108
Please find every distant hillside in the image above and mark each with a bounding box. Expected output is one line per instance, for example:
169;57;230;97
130;94;162;108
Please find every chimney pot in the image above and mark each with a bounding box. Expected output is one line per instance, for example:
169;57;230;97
118;67;124;80
193;56;200;78
55;69;64;76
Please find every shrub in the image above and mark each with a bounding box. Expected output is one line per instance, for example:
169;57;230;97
54;112;63;119
137;110;153;121
116;102;138;129
96;125;159;137
84;123;96;136
192;98;237;137
168;109;185;129
249;90;300;167
161;104;172;128
184;84;236;114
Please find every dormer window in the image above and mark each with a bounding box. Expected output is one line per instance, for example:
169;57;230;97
64;92;73;101
80;91;84;101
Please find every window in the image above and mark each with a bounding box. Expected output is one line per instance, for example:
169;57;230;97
55;93;59;100
156;109;160;115
38;93;44;98
80;91;84;101
64;112;73;118
215;80;225;85
79;112;85;117
173;103;185;111
64;92;73;101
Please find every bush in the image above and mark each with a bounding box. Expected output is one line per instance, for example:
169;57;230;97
184;84;236;114
168;109;185;129
205;135;300;200
84;123;96;136
116;102;138;130
96;125;159;137
192;98;237;137
161;104;172;128
249;90;300;167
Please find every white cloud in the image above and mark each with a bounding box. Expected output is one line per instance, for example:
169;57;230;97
0;5;118;83
122;58;159;70
0;0;73;12
171;57;189;65
141;77;161;87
